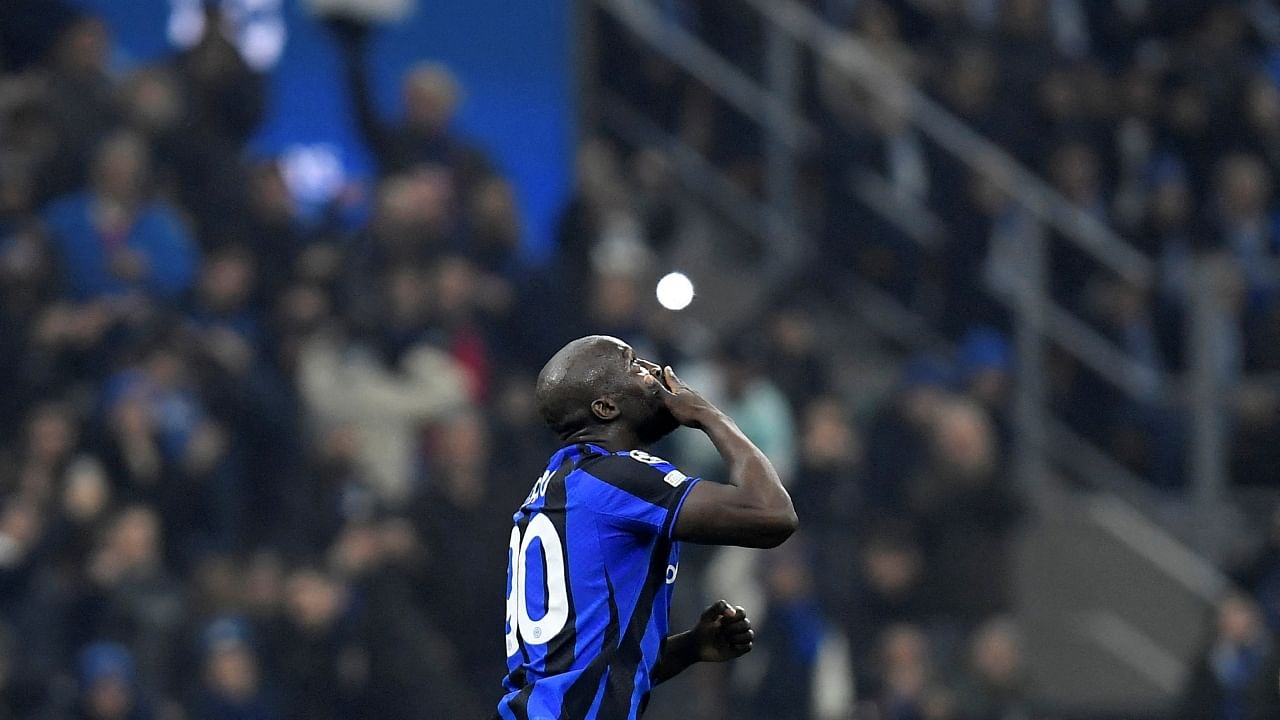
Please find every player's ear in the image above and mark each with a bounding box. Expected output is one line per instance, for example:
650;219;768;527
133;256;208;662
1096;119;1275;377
591;397;620;421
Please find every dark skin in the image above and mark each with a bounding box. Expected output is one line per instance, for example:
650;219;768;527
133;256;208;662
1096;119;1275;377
535;336;798;681
652;600;754;684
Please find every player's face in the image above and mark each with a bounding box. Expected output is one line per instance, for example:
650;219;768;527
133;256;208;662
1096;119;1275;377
608;340;679;444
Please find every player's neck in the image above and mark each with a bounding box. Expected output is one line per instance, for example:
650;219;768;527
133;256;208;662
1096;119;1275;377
561;425;643;453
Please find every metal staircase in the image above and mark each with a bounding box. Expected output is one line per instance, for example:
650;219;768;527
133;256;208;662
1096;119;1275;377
1017;490;1227;716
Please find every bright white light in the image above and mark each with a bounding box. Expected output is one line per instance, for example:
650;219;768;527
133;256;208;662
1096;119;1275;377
656;272;695;311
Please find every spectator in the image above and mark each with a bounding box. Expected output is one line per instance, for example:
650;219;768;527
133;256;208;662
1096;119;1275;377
950;617;1031;720
860;623;955;720
1236;75;1280;171
1081;274;1183;482
328;518;481;717
326;18;490;189
0;499;47;615
1235;506;1280;634
241;552;286;633
865;355;951;515
6;400;80;505
114;67;184;195
1209;154;1280;303
429;256;497;402
954;328;1012;443
165;5;266;241
939;171;1016;337
191;617;279;720
1045;141;1108;303
1229;378;1280;490
1137;155;1200;320
1179;594;1277;720
45;457;113;576
272;568;362;720
74;642;151;720
0;218;57;431
0;154;39;236
746;546;852;720
188;245;261;373
230;160;328;302
848;520;930;670
585;268;653;347
993;0;1060;103
764;306;830;412
465;176;523;276
552;137;636;309
35;14;120;201
82;506;185;703
43;130;198;303
343;170;459;305
296;318;470;508
910;399;1022;624
676;336;796;485
97;339;236;560
414;411;510;695
791;395;862;534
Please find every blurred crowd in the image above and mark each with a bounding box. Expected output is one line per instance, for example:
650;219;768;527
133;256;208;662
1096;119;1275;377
0;1;1279;720
597;0;1280;492
0;2;552;718
597;0;1280;718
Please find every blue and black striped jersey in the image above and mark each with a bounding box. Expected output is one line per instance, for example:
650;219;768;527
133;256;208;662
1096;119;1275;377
497;442;701;720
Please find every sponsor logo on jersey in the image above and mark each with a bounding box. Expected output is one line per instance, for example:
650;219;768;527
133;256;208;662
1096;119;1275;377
628;450;666;465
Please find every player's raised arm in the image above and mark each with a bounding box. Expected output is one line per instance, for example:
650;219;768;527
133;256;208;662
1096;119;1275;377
653;365;798;548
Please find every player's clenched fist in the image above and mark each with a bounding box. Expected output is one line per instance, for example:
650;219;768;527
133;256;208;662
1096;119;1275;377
656;366;721;429
694;600;754;662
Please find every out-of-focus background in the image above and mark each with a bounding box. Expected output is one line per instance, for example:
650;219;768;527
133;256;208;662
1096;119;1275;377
2;0;1280;718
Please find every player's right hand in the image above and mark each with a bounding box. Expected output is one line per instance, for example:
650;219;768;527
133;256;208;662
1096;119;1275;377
656;366;721;429
693;600;754;662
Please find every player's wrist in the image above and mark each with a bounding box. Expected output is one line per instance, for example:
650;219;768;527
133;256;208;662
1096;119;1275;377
654;630;701;684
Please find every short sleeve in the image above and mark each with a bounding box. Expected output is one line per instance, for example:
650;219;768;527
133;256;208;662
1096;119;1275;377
577;451;700;538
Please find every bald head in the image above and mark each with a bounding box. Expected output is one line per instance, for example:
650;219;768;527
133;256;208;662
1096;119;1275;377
403;62;461;132
536;336;630;437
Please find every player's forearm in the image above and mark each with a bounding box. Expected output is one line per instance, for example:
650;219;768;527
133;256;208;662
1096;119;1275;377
698;411;796;531
652;630;699;685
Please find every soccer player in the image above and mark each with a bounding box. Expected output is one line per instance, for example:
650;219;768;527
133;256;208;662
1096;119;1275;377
497;335;798;719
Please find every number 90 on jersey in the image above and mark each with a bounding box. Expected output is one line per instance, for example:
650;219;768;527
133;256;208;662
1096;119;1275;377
506;513;570;656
